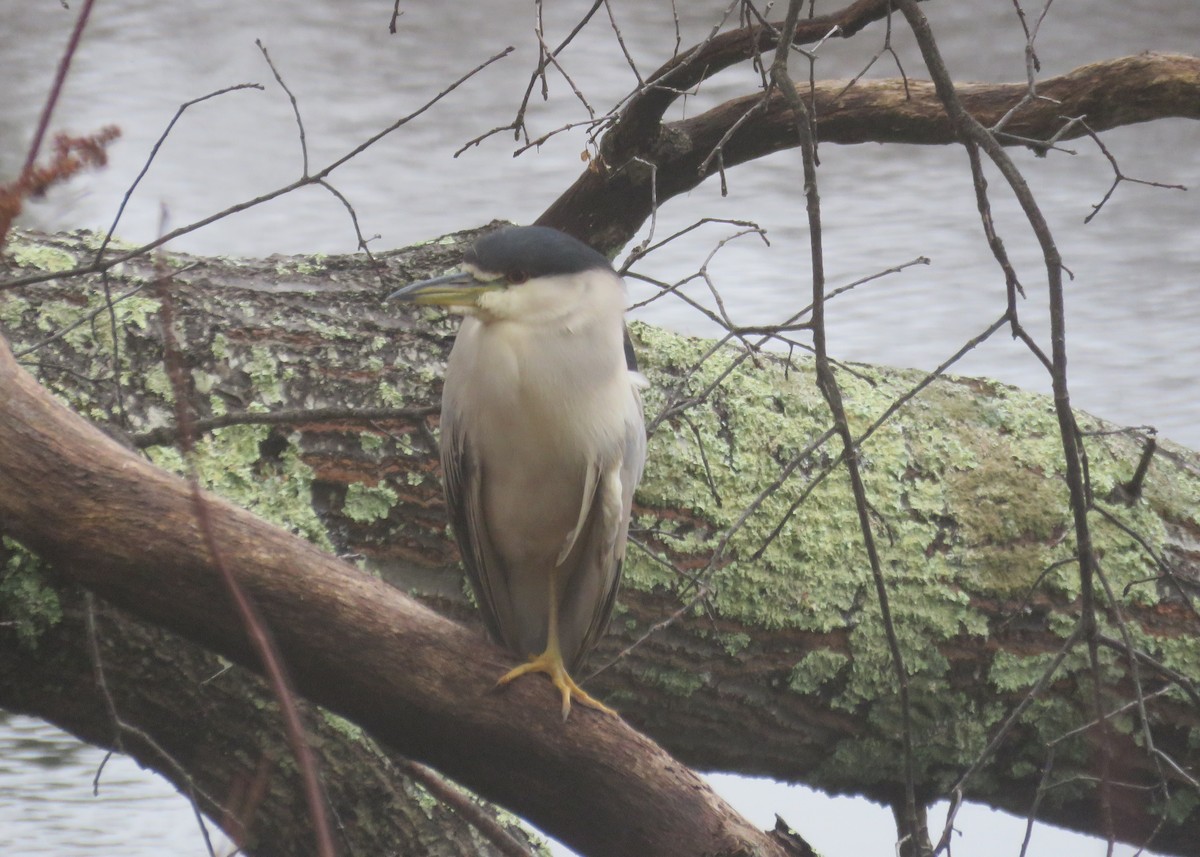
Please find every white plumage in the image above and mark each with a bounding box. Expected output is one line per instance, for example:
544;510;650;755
390;226;646;718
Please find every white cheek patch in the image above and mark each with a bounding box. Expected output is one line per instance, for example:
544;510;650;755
475;289;509;316
472;271;624;330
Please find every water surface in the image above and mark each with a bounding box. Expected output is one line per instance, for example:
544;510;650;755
1;2;1195;854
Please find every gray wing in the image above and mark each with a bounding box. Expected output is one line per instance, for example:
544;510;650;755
559;390;647;672
440;409;514;649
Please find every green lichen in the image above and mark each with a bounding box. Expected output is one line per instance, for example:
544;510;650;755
788;649;850;695
141;362;175;401
303;317;348;342
343;482;400;524
7;239;77;273
377;379;408;407
360;433;385;452
78;231;139;253
407;776;441;817
636;662;707;697
623;319;1200;788
147;426;331;549
0;537;62;647
718;631;752;656
191;368;221;396
239;345;290;406
112;292;161;331
988;649;1065;693
1164;788;1200;825
32;297;86;334
320;709;367;742
275;256;326;277
0;295;27;329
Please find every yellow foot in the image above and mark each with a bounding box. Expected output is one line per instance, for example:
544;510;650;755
496;652;617;721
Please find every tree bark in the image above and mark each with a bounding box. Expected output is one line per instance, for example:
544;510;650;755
539;53;1200;253
0;229;809;857
2;229;1198;856
0;586;542;857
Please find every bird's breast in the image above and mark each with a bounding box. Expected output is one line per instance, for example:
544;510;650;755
445;315;634;463
443;314;639;565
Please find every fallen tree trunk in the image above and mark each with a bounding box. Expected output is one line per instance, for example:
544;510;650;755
0;230;806;857
1;229;1198;855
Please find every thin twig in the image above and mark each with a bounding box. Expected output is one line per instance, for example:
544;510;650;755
317;178;381;259
19;0;98;180
83;593;223;856
393;758;533;857
602;0;644;87
773;2;923;850
935;625;1085;855
154;247;338;857
1092;505;1200;622
896;0;1126;849
3;48;513;292
94;84;263;265
532;29;596;119
1079;119;1187;223
256;40;309;176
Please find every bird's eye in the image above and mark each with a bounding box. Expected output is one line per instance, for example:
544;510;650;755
507;270;528;285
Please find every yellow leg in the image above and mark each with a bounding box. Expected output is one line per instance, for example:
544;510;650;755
495;571;616;720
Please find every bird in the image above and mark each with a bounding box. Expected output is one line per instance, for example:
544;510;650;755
387;225;646;719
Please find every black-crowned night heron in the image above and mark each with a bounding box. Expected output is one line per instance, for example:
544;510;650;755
388;226;646;719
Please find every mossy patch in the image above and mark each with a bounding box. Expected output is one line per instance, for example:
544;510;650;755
0;537;62;647
624;320;1200;789
7;237;77;273
343;482;400;524
788;649;850;695
147;426;331;549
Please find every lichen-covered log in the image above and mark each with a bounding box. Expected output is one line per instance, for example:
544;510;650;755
1;228;1198;855
0;227;805;857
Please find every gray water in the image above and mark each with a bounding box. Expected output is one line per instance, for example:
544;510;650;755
0;713;228;854
1;1;1196;854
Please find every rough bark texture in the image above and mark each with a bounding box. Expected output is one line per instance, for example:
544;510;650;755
0;229;811;857
539;53;1200;253
2;229;1198;856
0;587;541;857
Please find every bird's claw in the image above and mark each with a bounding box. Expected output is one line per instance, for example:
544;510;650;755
496;652;617;721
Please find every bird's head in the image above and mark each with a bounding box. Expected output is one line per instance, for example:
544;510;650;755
387;226;620;324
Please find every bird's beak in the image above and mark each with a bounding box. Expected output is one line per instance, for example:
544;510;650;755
386;271;501;307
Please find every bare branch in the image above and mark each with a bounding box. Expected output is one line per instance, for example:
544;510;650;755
256;39;309;176
2;47;513;292
540;53;1200;253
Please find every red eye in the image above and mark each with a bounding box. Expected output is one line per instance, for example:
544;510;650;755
507;270;528;285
